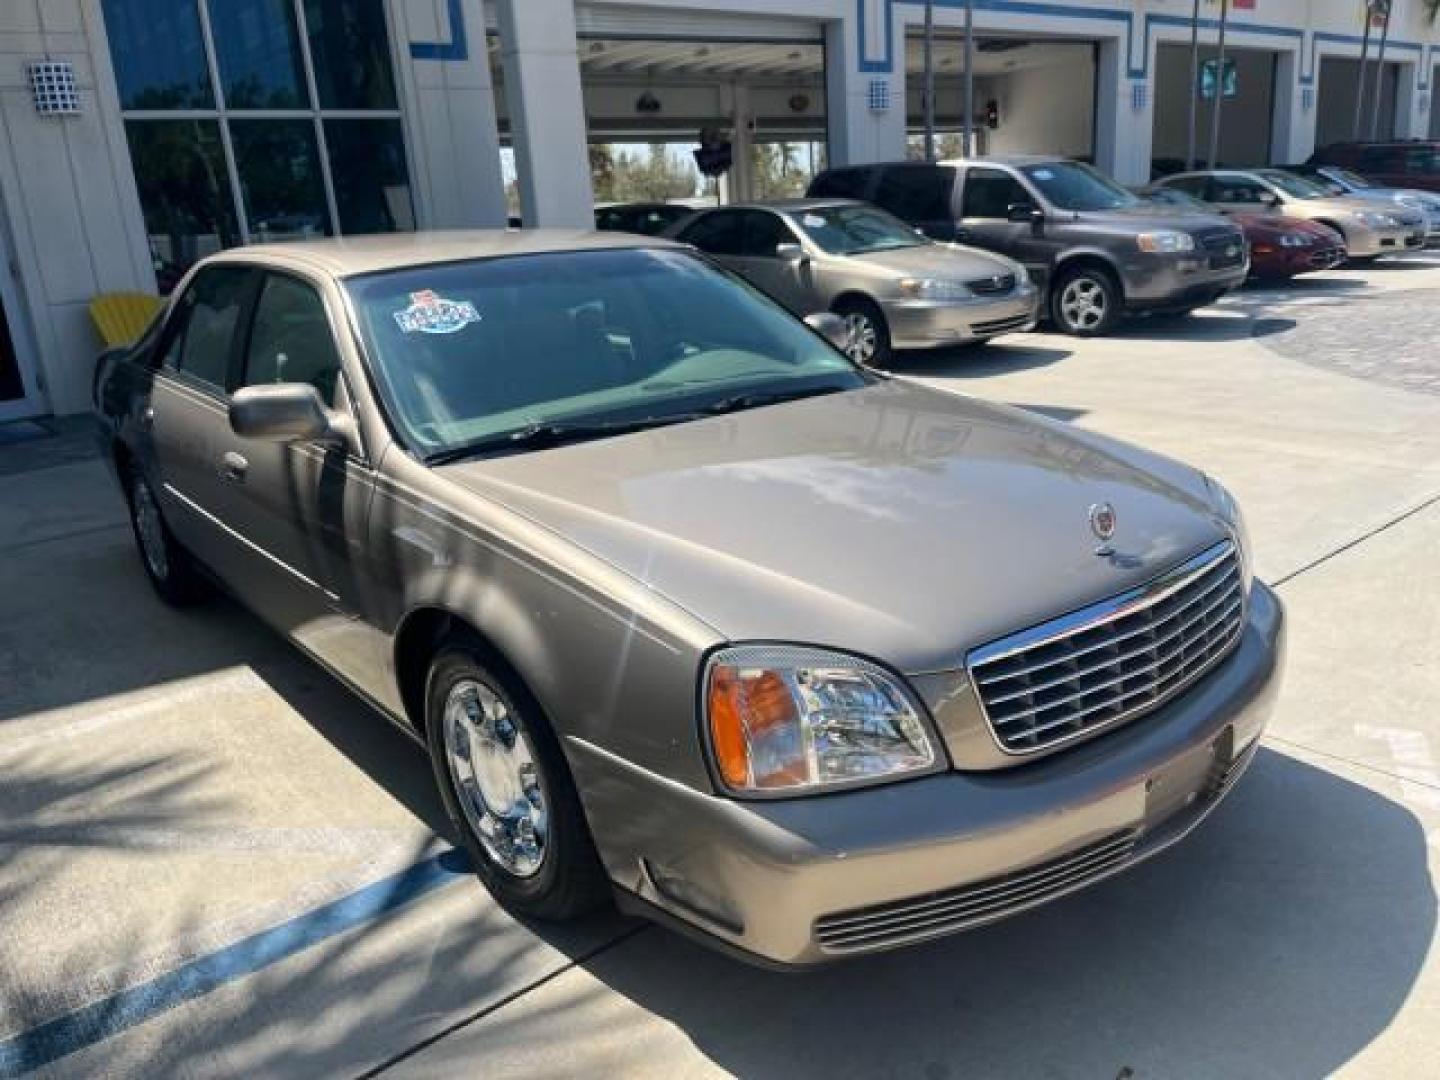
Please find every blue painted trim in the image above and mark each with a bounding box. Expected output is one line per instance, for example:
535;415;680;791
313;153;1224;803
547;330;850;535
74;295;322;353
410;0;469;62
0;850;471;1077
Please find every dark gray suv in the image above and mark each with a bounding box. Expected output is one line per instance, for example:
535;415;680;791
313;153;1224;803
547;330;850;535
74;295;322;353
808;156;1248;336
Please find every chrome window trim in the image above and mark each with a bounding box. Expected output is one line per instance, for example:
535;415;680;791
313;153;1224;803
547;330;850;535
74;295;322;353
966;540;1244;757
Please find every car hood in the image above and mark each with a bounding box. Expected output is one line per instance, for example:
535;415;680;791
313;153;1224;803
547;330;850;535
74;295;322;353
436;381;1229;673
1233;212;1336;239
849;243;1017;278
1074;205;1232;232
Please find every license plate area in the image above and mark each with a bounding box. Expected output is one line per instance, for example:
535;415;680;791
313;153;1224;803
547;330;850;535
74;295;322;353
1142;726;1234;826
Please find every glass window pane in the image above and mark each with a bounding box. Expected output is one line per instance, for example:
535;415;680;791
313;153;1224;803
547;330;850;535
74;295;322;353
210;0;308;109
230;119;333;242
242;274;342;402
171;267;255;390
101;0;213;109
324;119;414;234
304;0;398;109
125;120;241;292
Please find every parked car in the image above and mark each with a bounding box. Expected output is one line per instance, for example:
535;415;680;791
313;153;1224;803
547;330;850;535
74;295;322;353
595;201;701;237
1309;140;1440;195
668;199;1038;365
1138;186;1346;279
94;232;1283;968
808;157;1248;336
1155;168;1427;262
1279;163;1440;246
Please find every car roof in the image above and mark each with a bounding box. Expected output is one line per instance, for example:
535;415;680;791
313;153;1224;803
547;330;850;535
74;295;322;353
207;229;682;278
715;198;866;212
935;154;1073;167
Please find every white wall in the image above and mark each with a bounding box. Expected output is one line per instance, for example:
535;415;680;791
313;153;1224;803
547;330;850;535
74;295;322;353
0;0;152;418
984;54;1095;160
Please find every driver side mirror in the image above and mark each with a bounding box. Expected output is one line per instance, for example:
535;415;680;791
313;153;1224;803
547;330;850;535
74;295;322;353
774;241;806;263
230;383;355;448
804;312;850;352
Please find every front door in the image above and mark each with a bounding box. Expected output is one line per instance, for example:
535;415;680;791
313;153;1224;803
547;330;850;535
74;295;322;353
0;230;43;422
958;167;1054;286
727;210;817;314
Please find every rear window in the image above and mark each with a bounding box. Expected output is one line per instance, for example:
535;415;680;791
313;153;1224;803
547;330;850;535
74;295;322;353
873;166;955;223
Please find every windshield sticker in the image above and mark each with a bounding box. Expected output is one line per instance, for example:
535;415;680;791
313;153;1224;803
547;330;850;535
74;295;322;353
1030;168;1054;181
802;214;826;228
393;290;481;335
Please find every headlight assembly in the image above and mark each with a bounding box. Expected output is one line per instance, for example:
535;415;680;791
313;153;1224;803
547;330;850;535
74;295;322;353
898;278;971;300
1278;233;1312;248
1206;476;1254;593
1357;210;1399;228
1136;231;1195;253
704;645;938;795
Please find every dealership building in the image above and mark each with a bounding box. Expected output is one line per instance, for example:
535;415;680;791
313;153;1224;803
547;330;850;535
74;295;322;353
1;0;1437;420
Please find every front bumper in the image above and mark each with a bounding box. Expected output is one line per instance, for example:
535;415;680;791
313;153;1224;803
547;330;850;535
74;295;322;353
1250;240;1347;278
579;583;1285;967
880;286;1039;349
1120;251;1248;308
1344;221;1427;257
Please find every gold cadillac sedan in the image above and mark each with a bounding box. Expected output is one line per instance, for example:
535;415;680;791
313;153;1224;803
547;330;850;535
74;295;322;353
95;231;1284;967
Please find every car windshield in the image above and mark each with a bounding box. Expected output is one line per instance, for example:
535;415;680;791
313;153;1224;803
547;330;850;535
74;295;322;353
345;248;866;460
1259;170;1330;199
1020;161;1139;211
1143;188;1208;213
1329;167;1375;189
790;204;926;254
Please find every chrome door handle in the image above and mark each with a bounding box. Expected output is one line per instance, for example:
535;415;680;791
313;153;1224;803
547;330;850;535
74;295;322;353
219;451;249;482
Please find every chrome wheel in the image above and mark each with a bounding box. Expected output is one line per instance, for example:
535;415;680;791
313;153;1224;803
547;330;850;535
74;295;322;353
132;476;169;582
842;311;879;363
442;678;547;878
1059;276;1109;333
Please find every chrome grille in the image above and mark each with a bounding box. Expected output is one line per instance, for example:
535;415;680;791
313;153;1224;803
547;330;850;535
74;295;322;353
969;542;1245;754
815;831;1137;953
966;272;1016;295
1198;228;1246;270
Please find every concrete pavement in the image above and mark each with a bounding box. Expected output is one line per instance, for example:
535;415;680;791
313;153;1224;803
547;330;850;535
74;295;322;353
2;256;1439;1078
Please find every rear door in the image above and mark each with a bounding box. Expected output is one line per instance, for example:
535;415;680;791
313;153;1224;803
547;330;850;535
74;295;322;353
871;164;958;240
146;265;259;584
217;269;382;690
957;166;1053;282
807;167;875;202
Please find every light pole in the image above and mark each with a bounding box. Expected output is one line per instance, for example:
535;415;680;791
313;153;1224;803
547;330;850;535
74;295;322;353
923;0;936;160
1352;1;1376;140
1185;0;1201;170
1206;0;1230;169
1369;0;1392;140
962;0;975;156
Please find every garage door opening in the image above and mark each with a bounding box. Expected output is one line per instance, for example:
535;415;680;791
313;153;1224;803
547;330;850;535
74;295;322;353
1315;57;1403;149
1152;43;1279;177
489;20;826;219
904;33;1097;162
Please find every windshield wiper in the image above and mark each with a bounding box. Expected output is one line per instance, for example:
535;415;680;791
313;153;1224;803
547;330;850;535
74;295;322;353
426;414;702;465
702;384;847;416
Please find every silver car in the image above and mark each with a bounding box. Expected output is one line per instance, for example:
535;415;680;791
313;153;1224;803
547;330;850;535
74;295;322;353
95;231;1283;967
670;200;1039;365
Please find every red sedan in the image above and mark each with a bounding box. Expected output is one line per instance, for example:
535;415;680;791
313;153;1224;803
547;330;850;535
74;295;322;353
1140;187;1346;280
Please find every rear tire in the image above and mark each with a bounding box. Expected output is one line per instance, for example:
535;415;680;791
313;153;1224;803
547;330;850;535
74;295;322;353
1051;264;1121;336
832;296;893;367
125;464;207;606
425;640;609;921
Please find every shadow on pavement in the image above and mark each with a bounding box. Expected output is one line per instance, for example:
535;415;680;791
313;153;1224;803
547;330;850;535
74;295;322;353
891;342;1073;379
1113;310;1295;343
532;747;1434;1077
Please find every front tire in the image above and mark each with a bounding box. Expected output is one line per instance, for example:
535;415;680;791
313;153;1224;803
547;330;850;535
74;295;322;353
833;296;893;367
425;641;609;921
1051;265;1121;336
125;465;206;606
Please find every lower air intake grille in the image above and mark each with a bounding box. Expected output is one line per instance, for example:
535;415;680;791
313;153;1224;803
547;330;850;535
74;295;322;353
814;831;1138;953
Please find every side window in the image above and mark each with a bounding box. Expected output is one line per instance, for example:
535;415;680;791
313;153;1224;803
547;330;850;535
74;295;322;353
810;168;871;200
962;168;1032;218
1164;175;1209;199
164;267;255;391
874;166;955;223
1403;147;1440;174
1212;176;1268;204
1360;146;1401;172
240;274;344;403
678;211;746;256
739;211;796;257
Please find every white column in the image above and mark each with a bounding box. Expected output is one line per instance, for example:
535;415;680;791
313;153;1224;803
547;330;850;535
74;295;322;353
1095;37;1151;184
494;0;593;228
392;0;507;229
1269;48;1315;164
823;15;904;166
730;83;755;203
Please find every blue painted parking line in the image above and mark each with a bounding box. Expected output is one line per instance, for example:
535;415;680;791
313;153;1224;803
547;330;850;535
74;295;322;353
0;849;472;1077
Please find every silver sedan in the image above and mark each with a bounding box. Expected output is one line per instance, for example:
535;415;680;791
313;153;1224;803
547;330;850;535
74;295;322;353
670;199;1039;365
